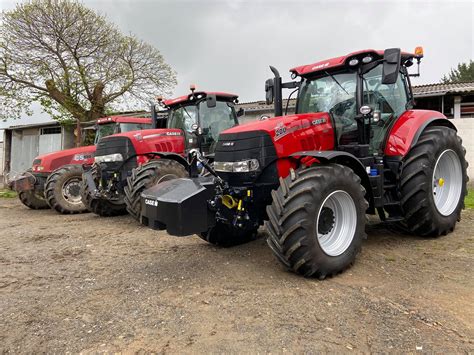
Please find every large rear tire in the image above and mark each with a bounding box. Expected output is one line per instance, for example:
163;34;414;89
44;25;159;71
265;164;368;279
18;190;49;210
398;126;468;236
80;165;127;217
124;159;187;221
45;165;88;214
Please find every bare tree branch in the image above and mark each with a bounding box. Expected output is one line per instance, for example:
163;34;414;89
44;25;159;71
0;0;177;123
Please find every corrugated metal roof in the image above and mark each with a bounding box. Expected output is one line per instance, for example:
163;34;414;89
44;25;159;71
412;82;474;97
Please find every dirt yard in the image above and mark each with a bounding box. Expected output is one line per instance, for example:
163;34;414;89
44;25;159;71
0;197;473;353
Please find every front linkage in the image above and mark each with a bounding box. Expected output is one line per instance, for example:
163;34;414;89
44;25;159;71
141;151;260;241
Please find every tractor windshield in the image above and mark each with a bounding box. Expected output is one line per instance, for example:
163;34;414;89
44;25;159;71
119;122;152;133
94;122;152;144
297;72;357;116
94;123;116;143
199;100;236;142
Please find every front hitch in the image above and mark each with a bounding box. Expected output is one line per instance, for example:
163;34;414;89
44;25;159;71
7;171;36;192
82;165;100;199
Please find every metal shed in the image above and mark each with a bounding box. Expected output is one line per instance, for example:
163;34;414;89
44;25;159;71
3;122;75;175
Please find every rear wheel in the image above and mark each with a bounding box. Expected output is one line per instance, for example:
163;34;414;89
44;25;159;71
124;159;187;221
265;164;368;278
398;126;468;236
18;190;49;210
80;164;127;217
199;223;258;247
45;165;88;214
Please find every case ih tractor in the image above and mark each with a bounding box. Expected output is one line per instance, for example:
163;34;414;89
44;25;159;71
81;90;242;219
140;47;468;278
8;116;151;213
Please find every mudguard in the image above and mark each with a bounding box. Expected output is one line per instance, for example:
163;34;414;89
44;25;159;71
384;110;456;157
141;176;216;236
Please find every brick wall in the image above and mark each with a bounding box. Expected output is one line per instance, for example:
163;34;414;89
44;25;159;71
451;119;474;186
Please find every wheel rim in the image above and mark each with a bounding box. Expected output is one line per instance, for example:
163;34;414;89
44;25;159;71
316;190;357;256
62;177;83;205
432;149;463;216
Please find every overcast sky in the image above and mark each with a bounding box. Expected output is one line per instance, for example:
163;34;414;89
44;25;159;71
0;0;473;127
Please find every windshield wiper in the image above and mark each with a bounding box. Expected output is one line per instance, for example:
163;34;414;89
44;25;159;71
325;71;349;95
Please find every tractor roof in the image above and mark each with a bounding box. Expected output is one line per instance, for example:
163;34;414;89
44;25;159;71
96;116;151;125
290;49;416;77
163;91;238;107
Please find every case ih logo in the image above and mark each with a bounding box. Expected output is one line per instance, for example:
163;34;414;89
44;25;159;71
311;62;330;70
144;199;158;207
312;118;327;126
222;142;235;147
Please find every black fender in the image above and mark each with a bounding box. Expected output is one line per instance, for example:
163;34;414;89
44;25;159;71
290;150;373;209
412;118;457;148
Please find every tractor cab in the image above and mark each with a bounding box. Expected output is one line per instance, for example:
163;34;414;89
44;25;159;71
163;89;241;155
290;49;423;153
94;116;152;144
267;47;424;154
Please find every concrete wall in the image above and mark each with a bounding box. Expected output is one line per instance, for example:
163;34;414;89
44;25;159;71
0;141;3;186
451;119;474;185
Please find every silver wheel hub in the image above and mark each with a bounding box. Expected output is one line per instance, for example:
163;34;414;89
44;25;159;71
62;178;83;205
432;149;463;216
316;190;357;257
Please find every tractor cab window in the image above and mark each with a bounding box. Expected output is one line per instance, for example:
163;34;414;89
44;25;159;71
118;122;151;133
362;65;409;152
199;100;236;142
95;123;117;144
297;72;358;144
168;105;198;131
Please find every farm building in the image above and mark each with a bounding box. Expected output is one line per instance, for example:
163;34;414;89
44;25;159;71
2;122;76;177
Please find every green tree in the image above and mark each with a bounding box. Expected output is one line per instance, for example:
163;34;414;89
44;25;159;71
0;0;176;129
441;60;474;83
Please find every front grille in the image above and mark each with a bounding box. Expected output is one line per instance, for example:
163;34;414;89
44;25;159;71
215;130;278;186
96;136;137;172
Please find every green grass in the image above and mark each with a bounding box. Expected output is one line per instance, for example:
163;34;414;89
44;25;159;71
465;188;474;209
0;189;17;198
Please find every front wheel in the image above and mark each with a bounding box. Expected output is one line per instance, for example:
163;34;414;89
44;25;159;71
124;159;187;221
45;165;88;214
398;126;468;236
265;164;368;279
18;190;49;210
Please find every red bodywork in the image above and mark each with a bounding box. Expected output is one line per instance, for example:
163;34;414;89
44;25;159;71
222;112;335;177
163;91;238;106
30;116;151;174
290;49;416;76
103;128;186;165
384;110;449;156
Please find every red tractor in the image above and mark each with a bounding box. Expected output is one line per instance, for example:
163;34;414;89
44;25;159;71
81;90;242;219
8;116;152;213
140;47;468;278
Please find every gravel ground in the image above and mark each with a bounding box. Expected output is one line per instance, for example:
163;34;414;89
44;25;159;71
0;197;473;353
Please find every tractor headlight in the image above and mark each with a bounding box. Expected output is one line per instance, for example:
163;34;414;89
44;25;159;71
214;159;260;173
94;153;123;163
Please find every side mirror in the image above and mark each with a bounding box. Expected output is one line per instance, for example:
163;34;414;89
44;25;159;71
206;94;217;108
265;78;274;105
382;48;401;85
236;108;244;117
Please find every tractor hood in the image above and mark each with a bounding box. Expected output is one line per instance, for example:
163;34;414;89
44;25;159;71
218;112;335;154
95;128;186;162
32;145;96;174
